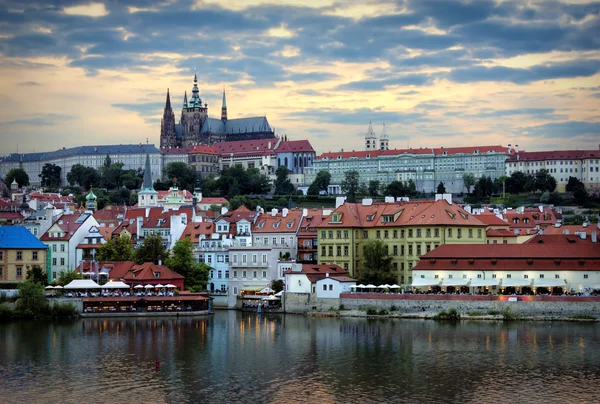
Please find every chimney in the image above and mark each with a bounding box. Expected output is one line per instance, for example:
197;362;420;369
326;272;329;278
508;144;512;153
302;208;308;217
221;206;229;215
515;144;519;153
282;208;289;218
158;259;162;266
362;198;373;206
145;207;150;218
271;208;278;217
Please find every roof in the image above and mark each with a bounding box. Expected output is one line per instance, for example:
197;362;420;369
2;144;160;162
542;224;599;236
189;145;218;155
220;205;258;223
325;275;357;283
197;197;229;205
216;138;278;157
285;264;349;284
40;213;90;241
297;210;329;237
317;145;507;160
124;207;163;220
486;228;518;237
473;213;509;227
122;262;184;281
160;147;191;155
525;234;595;244
158;189;193;200
0;226;47;249
506;149;600;162
93;206;126;222
504;212;537;229
253;209;303;233
276;140;315;153
414;244;600;272
201;116;272;135
180;222;216;242
433;145;507;156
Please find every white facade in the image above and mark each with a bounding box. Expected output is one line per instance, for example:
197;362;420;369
316;277;356;298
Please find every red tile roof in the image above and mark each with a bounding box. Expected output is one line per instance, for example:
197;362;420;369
525;234;595;244
124;207;163;220
432;145;507;155
180;222;215;242
317;145;507;160
216;139;277;157
541;225;597;236
486;228;518;237
160;147;191;154
220;205;258;223
40;214;87;241
474;213;509;227
253;209;303;233
285;264;349;283
189;145;218;155
506;149;600;162
276;140;315;153
197;197;228;205
122;262;184;282
158;189;193;200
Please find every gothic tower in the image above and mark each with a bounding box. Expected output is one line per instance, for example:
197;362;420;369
181;71;209;147
379;123;389;150
160;89;177;149
365;122;377;151
221;88;228;121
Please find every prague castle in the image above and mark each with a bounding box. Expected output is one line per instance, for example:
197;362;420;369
160;73;276;149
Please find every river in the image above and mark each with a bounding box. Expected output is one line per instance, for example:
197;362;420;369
1;311;599;403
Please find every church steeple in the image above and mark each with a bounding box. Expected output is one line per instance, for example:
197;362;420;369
142;153;154;190
183;91;188;108
138;153;158;207
160;88;177;149
221;88;228;121
190;71;202;107
365;121;377;151
379;122;389;150
165;88;171;110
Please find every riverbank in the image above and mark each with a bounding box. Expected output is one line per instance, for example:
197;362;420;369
80;310;212;318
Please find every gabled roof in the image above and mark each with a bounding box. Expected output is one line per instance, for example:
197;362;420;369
189;145;218;155
253;210;303;233
506;149;599;162
202;116;272;135
285;264;349;284
297;210;329;237
276;140;315;153
486;228;518;237
197;197;228;205
124;207;163;220
93;206;126;222
525;234;595;244
180;222;215;242
157;189;193;201
474;213;509;227
40;213;90;241
0;226;47;249
220;205;258;223
542;224;598;236
122;262;184;281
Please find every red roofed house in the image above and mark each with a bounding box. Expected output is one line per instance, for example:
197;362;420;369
506;148;600;192
188;144;218;178
284;263;352;294
113;262;185;291
412;244;600;295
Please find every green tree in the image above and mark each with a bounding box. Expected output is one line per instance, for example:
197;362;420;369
100;162;125;190
67;164;99;189
165;237;209;292
368;180;380;198
5;168;29;188
199;175;219;197
540;191;550;204
436;181;446;194
308;170;331;195
406;179;417;196
462;172;475;194
566;176;584;193
358;239;396;285
134;232;169;264
129;191;138;206
16;280;47;314
505;171;530;194
39;163;61;189
97;234;134;261
246;168;272;195
572;183;589;206
165;162;197;191
270;279;284;293
108;188;131;206
58;269;83;286
25;265;48;286
274;166;295;195
385;181;405;198
341;170;359;202
153;179;170;191
534;169;556;193
121;169;144;190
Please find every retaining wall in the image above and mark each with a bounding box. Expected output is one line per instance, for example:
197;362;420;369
284;293;340;314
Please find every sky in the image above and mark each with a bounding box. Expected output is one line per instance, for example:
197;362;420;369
0;0;599;157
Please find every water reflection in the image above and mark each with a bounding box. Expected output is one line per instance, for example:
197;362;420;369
1;314;600;403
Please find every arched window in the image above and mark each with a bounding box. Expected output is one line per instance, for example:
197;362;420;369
278;158;281;167
284;157;288;167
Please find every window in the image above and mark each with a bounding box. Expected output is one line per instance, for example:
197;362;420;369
393;230;398;238
448;229;453;237
477;229;482;238
60;244;65;252
344;246;348;256
435;274;439;279
457;229;462;238
329;284;333;291
434;229;439;237
584;274;589;279
408;245;413;256
52;245;57;252
242;271;247;278
337;246;341;256
328;246;333;256
448;274;453;279
0;251;2;260
463;274;467;279
217;255;224;263
233;271;237;278
328;231;333;239
233;255;238;264
52;258;57;266
218;270;222;279
393;245;398;255
32;251;38;260
363;230;368;238
16;266;22;277
492;274;496;279
323;284;327;291
376;230;381;238
417;229;421;237
16;251;22;261
539;274;544;279
507;274;512;278
252;254;257;264
524;275;528;279
426;229;431;238
477;274;482;279
262;254;267;264
555;274;559;279
468;229;473;238
337;230;342;239
242;255;247;264
321;230;326;239
262;271;267;278
416;245;421;256
253;271;257;278
344;230;349;239
60;258;65;266
0;267;2;276
401;230;405;238
321;246;326;256
408;229;413;238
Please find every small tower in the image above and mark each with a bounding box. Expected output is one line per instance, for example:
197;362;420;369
221;88;228;121
365;122;377;151
11;178;18;191
379;123;389;150
160;88;177;149
138;153;158;208
85;189;97;212
183;91;188;108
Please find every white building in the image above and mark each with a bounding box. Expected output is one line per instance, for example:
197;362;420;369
284;263;350;295
316;275;357;298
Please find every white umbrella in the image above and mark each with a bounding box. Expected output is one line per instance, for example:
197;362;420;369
144;284;154;289
274;290;283;297
365;284;376;289
103;281;130;289
356;284;366;288
45;285;55;290
349;285;357;289
165;284;176;288
389;284;401;289
378;284;390;289
54;285;63;289
134;285;144;289
155;284;165;288
260;287;275;294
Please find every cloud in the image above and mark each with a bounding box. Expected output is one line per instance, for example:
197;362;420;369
63;3;109;18
449;60;600;84
0;113;75;126
521;121;600;138
111;102;164;117
17;81;41;86
337;74;433;91
285;107;428;125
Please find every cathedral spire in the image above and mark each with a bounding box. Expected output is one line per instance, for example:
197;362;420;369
183;91;188;108
165;88;171;110
142;153;154;190
221;87;228;121
379;122;389;150
190;71;201;107
365;121;377;151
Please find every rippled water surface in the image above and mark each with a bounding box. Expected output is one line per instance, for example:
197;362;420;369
1;312;600;403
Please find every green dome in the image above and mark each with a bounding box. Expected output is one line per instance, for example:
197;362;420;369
86;190;97;201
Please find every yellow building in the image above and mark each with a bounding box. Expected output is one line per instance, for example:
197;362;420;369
0;226;49;283
317;199;487;285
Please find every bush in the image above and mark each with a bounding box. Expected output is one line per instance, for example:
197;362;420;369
339;304;346;311
366;307;378;315
434;307;461;321
50;302;78;318
378;308;389;316
0;303;13;320
390;305;398;312
502;307;518;320
467;311;485;317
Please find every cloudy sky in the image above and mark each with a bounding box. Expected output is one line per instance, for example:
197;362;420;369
0;0;599;157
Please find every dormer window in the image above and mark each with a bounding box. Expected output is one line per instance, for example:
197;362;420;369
366;154;371;159
154;272;160;278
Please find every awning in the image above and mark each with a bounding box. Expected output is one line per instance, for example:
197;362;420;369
534;279;566;288
469;279;500;287
102;281;130;289
241;285;268;292
64;279;101;289
501;278;532;287
442;279;469;287
412;278;441;287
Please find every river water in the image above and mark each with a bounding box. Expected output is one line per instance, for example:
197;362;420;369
1;311;599;403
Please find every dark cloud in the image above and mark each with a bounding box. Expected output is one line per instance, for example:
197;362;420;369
337;74;433;91
521;121;600;138
449;60;600;84
17;81;41;86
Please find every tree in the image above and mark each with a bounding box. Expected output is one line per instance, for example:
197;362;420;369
100;162;125;190
58;269;83;286
406;179;417;196
5;168;29;188
121;169;144;190
270;279;284;293
534;169;556;193
341;170;359;202
97;234;134;261
165;237;209;292
385;181;405;198
134;232;169;264
274;166;295;195
67;164;99;189
462;173;475;194
39;163;61;189
436;181;446;194
308;170;331;195
358;239;396;285
25;265;48;286
16;280;47;314
246;168;272;195
368;180;380;198
199;175;219;197
165;162;197;192
572;183;589;206
505;171;531;194
566;176;584;193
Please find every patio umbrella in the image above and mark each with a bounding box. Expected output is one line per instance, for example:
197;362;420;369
274;290;283;297
356;284;366;288
378;284;390;289
365;284;376;289
155;284;165;289
260;287;275;294
54;285;63;289
45;285;55;289
389;284;401;289
134;285;144;289
165;284;176;288
349;285;357;289
144;284;154;289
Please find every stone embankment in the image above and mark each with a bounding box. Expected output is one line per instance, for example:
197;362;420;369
283;293;600;321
